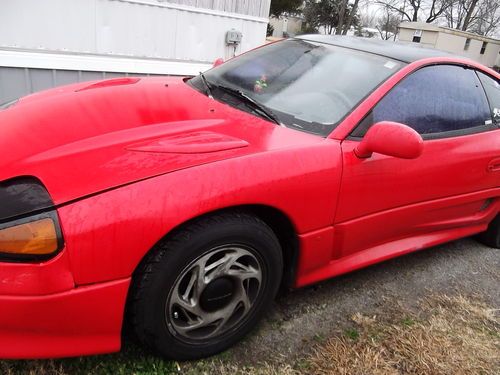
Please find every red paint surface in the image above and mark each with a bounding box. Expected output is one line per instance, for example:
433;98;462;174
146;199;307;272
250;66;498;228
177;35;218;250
354;121;424;159
0;279;129;358
0;54;498;358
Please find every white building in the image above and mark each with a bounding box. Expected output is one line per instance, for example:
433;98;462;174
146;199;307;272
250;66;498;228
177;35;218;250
0;0;271;103
269;15;303;38
398;21;500;68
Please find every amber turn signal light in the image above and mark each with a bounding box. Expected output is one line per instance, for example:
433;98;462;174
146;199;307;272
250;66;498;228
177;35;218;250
0;218;59;255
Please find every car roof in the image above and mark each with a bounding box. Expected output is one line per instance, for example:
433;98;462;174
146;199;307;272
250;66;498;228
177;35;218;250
295;35;456;63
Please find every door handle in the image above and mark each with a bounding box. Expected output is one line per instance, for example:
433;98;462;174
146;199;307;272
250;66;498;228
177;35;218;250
487;158;500;172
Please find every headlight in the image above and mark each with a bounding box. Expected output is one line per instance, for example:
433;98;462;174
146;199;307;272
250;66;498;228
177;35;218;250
0;177;63;261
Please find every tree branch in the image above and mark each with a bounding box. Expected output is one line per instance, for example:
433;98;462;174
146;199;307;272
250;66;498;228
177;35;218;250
375;1;412;22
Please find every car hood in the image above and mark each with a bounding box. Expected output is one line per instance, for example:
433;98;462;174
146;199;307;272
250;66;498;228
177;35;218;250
0;77;321;205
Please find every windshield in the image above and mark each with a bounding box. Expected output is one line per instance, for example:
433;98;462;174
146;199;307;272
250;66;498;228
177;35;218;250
191;39;403;137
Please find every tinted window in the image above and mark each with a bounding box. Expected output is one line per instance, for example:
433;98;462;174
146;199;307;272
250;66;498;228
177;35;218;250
191;40;403;136
477;71;500;125
354;65;492;137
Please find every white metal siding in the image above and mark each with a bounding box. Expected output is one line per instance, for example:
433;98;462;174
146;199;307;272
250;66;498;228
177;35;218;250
0;0;268;62
0;0;270;101
163;0;271;18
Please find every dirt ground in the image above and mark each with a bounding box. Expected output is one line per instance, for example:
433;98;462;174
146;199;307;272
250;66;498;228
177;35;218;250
215;237;499;368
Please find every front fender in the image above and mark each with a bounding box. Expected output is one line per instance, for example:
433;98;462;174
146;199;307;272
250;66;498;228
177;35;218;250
58;140;342;285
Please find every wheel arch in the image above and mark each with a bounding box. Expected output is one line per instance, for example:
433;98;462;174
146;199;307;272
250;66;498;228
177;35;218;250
131;204;300;290
123;204;300;340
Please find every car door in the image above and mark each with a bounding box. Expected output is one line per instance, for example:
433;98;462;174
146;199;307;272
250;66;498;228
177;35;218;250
333;64;500;259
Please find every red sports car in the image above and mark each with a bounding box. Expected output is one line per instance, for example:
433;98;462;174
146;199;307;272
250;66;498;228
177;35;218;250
0;35;499;360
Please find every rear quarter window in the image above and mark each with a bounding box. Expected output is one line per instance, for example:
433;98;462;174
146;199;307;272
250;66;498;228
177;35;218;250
477;71;500;125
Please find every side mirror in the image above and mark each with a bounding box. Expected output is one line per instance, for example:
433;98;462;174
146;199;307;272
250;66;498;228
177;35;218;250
354;121;424;159
213;58;224;68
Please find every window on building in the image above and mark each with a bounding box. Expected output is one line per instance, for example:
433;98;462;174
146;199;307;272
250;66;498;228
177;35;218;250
480;41;487;54
464;38;471;51
412;29;422;43
352;65;493;138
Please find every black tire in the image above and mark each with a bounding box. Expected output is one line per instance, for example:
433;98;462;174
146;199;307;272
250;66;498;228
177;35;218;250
129;212;283;360
476;215;500;248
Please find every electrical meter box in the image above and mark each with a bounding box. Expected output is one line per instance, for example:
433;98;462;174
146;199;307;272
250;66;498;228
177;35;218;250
226;29;243;45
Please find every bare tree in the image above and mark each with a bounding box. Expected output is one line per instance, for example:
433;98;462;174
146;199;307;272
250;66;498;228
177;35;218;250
444;0;480;30
444;0;467;28
469;0;500;36
358;2;380;28
335;0;349;34
375;0;454;23
375;0;422;22
461;0;479;30
444;0;499;35
343;0;361;34
425;0;455;23
307;0;499;36
377;7;401;39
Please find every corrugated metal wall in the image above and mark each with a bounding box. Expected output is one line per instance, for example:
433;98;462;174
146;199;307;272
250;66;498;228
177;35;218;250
164;0;271;18
0;0;268;62
0;67;160;104
0;0;270;103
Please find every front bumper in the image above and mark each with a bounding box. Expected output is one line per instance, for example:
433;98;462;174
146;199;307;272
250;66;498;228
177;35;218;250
0;276;130;359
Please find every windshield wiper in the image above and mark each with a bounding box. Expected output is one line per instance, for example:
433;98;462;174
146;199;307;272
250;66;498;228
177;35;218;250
214;84;281;126
199;72;214;99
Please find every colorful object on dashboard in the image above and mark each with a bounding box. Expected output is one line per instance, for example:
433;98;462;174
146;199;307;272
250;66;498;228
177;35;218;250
254;75;268;93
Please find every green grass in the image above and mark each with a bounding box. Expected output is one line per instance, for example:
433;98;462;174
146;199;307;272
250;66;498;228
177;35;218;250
0;341;178;375
400;316;416;327
343;328;359;340
312;333;325;343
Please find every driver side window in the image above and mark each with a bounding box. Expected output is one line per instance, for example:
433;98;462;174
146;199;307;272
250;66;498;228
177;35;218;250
352;65;493;139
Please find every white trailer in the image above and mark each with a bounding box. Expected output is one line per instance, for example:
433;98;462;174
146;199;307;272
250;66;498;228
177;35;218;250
0;0;271;103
